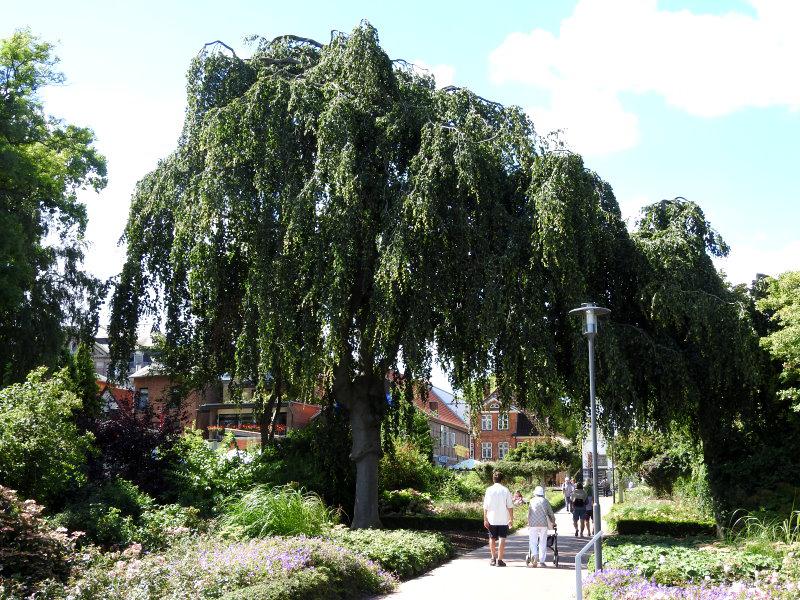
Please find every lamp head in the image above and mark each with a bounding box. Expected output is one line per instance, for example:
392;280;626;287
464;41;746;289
569;303;611;336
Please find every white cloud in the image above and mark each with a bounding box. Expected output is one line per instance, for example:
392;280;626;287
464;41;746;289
412;58;456;88
716;238;800;286
489;0;800;156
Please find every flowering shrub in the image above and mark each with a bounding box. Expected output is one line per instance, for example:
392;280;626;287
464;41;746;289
584;568;800;599
0;486;81;596
67;534;395;599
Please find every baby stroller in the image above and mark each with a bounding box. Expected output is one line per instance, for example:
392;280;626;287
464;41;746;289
525;525;559;568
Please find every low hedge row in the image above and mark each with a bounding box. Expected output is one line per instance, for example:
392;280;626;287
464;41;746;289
614;519;716;537
382;515;482;531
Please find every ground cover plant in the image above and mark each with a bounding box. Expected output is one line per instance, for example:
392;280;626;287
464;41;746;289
584;568;799;599
65;534;395;600
328;527;453;580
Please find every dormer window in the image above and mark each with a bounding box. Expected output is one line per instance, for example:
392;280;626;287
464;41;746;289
428;401;438;415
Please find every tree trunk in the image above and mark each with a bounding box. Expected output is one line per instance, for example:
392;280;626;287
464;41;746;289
335;367;384;529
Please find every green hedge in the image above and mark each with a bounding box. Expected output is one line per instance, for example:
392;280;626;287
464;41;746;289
614;519;716;537
475;460;562;483
382;515;482;531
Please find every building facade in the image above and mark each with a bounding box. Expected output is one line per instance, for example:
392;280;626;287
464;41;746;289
471;391;545;461
413;386;470;467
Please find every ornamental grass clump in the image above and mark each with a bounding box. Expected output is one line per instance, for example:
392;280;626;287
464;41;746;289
220;485;337;537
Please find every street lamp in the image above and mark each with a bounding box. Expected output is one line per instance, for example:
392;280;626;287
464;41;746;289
569;302;610;572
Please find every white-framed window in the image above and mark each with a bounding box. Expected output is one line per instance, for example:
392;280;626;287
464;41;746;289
481;414;492;431
498;442;510;459
440;425;447;448
450;432;456;447
498;413;509;430
481;442;493;459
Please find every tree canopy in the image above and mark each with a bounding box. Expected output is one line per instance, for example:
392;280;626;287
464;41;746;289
0;29;107;383
110;22;766;525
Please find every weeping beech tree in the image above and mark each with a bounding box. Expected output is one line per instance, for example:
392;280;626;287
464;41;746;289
109;23;763;526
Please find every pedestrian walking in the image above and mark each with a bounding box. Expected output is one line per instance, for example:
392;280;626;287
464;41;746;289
571;482;589;537
483;470;514;567
526;485;556;568
562;476;575;512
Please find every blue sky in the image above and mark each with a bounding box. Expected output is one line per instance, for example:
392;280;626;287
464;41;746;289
5;1;798;390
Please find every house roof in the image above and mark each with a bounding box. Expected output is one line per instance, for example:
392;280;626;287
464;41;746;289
97;380;134;406
414;387;468;432
129;363;165;379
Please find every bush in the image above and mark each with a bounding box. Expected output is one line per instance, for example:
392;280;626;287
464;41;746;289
67;534;395;599
50;478;200;550
475;460;562;485
380;489;433;515
0;368;93;505
505;438;578;470
641;452;690;497
220;485;337;537
330;528;453;580
0;486;79;596
613;519;716;537
436;471;484;502
380;439;440;492
161;429;269;515
89;402;180;496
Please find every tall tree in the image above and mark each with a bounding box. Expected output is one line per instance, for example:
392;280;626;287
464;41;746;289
757;270;800;412
0;29;107;383
110;23;539;527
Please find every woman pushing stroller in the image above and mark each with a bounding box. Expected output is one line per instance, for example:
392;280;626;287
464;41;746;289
526;486;556;567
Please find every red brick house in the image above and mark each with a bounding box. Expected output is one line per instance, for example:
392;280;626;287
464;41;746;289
414;386;470;467
471;390;545;461
97;378;134;413
129;364;209;427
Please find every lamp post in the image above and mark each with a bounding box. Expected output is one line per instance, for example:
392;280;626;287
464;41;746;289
569;302;610;572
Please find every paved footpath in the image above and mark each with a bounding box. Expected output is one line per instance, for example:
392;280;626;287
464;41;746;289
378;495;613;600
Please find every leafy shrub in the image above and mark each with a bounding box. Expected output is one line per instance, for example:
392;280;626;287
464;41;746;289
67;534;395;599
380;440;440;492
380;489;433;515
0;486;79;596
0;368;93;505
729;510;800;545
505;438;578;470
641;452;690;497
220;485;337;537
436;471;484;502
89;401;179;495
50;478;200;550
330;527;453;580
161;429;269;515
613;519;716;537
475;460;562;485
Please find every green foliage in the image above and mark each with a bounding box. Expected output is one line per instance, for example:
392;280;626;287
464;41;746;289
606;486;715;537
0;368;93;505
49;478;200;550
505;438;577;471
66;534;395;599
0;29;107;383
380;489;434;515
329;527;453;580
729;510;800;546
66;343;101;421
380;439;441;493
436;470;485;502
162;429;266;515
757;271;800;411
641;452;690;497
475;460;562;485
602;535;785;585
220;485;338;537
0;486;78;596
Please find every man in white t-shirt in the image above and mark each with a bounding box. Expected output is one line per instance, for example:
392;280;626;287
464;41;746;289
483;470;514;566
